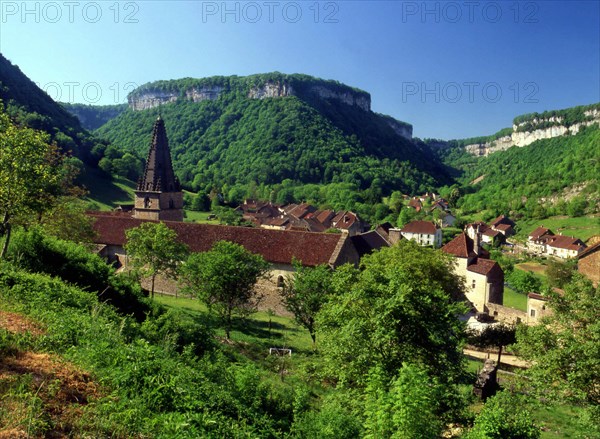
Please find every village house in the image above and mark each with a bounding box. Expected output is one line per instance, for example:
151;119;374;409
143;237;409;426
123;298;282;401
545;235;587;259
466;222;504;246
527;226;587;259
396;220;442;248
527;292;551;324
236;200;364;235
578;241;600;287
527;226;554;255
441;232;504;313
489;215;516;237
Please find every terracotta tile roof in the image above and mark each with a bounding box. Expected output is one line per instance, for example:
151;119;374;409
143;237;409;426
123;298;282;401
529;226;553;241
494;224;513;232
528;292;548;301
90;213;346;267
332;211;358;229
482;229;502;238
467;258;503;281
442;233;476;258
400;220;438;235
351;231;390;258
407;198;423;210
578;241;600;258
547;235;586;252
316;209;335;226
490;215;515;228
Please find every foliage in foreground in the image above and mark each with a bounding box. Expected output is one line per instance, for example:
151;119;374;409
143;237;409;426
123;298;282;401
515;274;600;435
317;240;468;388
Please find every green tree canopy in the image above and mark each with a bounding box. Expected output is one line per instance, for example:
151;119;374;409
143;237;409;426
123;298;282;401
515;274;600;433
317;240;467;387
0;106;66;258
179;241;269;339
124;222;189;298
281;261;334;346
465;391;540;439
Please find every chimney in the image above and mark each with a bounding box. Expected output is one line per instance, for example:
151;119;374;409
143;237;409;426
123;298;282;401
474;224;482;255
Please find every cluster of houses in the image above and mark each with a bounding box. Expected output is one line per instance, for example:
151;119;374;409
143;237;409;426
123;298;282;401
527;226;587;259
90;116;598;329
236;201;365;235
405;193;457;227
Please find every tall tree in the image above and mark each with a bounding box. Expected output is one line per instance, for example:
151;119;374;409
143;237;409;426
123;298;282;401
180;241;269;339
317;240;467;387
281;261;334;346
124;222;188;298
467;323;516;365
0;107;65;258
515;274;600;433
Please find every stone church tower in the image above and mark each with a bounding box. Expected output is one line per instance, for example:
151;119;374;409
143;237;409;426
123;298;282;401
134;116;184;222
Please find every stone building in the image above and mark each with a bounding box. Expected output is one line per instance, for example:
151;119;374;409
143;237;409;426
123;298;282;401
578;241;600;287
133;116;184;222
442;232;504;313
91;212;364;301
397;220;442;248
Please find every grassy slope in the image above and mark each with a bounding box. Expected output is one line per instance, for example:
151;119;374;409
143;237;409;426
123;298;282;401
515;215;600;243
79;166;136;210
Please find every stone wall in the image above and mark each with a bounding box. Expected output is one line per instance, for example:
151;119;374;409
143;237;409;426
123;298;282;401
578;247;600;287
485;302;526;324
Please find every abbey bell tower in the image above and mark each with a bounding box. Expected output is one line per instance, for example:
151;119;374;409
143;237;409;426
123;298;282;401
134;116;184;222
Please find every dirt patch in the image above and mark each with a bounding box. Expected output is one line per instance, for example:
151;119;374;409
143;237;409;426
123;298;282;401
0;351;102;437
470;174;486;185
516;262;547;275
0;310;45;336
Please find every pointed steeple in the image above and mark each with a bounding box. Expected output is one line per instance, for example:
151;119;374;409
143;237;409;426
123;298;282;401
137;116;181;192
133;116;184;222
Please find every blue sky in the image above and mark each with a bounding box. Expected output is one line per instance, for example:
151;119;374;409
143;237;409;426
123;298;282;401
1;0;598;139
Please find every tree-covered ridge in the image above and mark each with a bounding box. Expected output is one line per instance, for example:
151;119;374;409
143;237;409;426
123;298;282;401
129;72;371;103
96;77;449;197
513;102;600;132
456;124;600;218
61;102;127;131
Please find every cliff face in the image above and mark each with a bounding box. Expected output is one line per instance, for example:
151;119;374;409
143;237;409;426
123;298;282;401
465;109;600;156
128;79;372;113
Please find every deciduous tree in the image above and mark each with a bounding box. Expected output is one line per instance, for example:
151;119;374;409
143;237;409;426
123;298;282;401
0;108;65;258
516;274;600;433
180;241;269;339
281;261;333;346
317;240;467;387
124;222;188;298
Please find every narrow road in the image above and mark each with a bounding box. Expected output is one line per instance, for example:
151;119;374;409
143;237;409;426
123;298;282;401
464;348;531;369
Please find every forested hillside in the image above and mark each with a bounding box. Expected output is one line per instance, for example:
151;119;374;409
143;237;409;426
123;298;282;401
448;124;600;219
95;74;451;197
61;102;127;131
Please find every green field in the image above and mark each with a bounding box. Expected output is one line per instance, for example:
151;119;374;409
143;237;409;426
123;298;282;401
154;293;314;354
184;210;220;224
515;215;599;243
503;286;527;312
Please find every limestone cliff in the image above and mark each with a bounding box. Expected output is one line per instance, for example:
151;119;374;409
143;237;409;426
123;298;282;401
128;76;372;113
464;108;600;156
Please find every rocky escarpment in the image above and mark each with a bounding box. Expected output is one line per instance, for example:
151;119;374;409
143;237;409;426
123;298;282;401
128;78;372;113
128;86;225;111
465;108;600;156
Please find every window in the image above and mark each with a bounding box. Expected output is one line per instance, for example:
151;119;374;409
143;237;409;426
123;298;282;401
277;275;284;288
530;309;536;317
471;279;476;289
